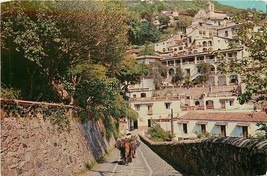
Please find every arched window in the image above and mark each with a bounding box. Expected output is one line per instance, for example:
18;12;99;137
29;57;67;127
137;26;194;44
193;50;198;54
208;41;212;46
203;48;207;52
203;41;207;47
195;101;200;106
206;100;214;106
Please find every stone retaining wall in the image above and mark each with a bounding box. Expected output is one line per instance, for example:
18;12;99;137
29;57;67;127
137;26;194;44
140;135;267;176
1;99;115;176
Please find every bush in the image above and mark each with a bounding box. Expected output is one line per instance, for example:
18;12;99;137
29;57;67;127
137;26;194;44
146;124;174;142
1;87;21;99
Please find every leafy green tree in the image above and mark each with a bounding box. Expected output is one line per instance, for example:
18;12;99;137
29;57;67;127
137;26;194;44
256;122;267;139
197;62;212;85
139;44;155;56
175;16;192;32
217;10;267;104
1;1;66;101
148;61;167;89
128;19;160;45
183;76;193;88
158;15;170;26
116;55;149;99
172;67;184;85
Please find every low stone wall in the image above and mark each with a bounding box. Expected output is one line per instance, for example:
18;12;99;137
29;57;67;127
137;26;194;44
1;99;115;176
140;135;267;176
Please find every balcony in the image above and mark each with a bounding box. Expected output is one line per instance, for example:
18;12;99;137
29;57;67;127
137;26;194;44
206;105;214;109
147;110;153;115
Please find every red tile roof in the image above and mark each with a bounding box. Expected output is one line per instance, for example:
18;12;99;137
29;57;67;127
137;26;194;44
180;112;267;122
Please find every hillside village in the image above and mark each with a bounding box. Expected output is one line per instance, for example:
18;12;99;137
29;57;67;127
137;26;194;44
126;1;267;140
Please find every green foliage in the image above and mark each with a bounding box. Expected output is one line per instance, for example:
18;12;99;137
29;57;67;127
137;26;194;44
158;15;170;26
146;124;173;142
103;116;118;140
148;61;167;87
172;67;184;85
128;20;160;45
2;102;71;132
183;76;193;88
126;108;138;121
217;11;267;104
256;122;267;139
175;16;193;32
197;62;212;85
85;161;96;170
1;1;128;102
139;44;155;56
1;86;21;99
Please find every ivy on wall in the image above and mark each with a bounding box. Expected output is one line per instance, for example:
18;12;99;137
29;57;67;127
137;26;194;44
1;100;71;132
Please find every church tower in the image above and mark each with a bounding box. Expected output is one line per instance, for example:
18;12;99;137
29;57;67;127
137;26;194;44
206;0;214;13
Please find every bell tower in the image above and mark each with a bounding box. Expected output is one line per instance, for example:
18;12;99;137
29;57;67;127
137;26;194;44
206;0;214;13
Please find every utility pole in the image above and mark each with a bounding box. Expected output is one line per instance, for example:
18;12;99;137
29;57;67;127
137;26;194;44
171;108;174;137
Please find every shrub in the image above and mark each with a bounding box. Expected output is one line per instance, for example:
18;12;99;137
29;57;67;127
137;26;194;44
146;124;174;142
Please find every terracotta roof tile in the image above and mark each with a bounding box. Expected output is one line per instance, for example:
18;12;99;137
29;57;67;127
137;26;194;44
180;112;267;122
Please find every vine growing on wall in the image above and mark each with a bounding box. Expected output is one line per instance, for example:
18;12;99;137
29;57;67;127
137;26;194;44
1;101;71;132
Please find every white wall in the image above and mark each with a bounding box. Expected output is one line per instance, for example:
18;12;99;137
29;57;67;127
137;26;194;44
172;120;264;140
130;99;181;128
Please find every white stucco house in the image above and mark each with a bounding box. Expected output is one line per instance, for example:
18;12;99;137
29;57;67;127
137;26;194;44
175;111;267;139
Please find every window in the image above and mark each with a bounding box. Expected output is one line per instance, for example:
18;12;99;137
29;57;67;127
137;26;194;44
220;125;226;137
135;104;140;110
141;93;146;97
230;100;234;106
148;119;151;127
183;124;188;134
135;105;140;111
225;31;228;37
165;103;171;109
208;41;212;46
201;124;206;134
133;94;136;98
242;126;248;138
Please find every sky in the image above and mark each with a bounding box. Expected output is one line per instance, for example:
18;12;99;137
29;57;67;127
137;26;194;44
216;0;267;12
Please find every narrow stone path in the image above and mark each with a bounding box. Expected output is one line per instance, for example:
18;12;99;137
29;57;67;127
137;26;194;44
80;138;186;176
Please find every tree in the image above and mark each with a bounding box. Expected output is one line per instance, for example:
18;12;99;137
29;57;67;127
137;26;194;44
183;76;193;88
158;15;170;26
1;1;129;102
127;19;160;45
217;10;267;104
256;122;267;139
172;67;184;85
175;16;192;32
116;55;149;100
148;61;167;89
1;1;66;101
196;62;212;85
